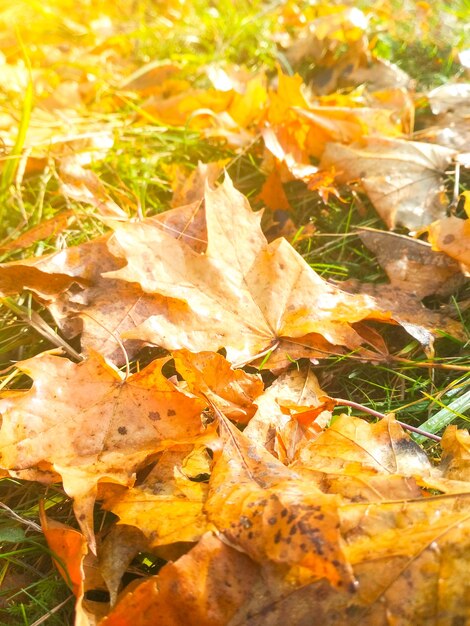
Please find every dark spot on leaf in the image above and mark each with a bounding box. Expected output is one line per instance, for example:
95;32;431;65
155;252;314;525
268;516;277;525
315;513;325;521
289;524;297;536
248;531;253;539
149;411;161;421
443;234;455;245
167;409;176;416
79;514;86;521
346;605;362;617
118;426;127;435
240;516;253;529
274;530;282;544
348;580;359;594
280;508;288;517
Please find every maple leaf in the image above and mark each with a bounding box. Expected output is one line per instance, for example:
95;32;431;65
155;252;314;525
0;352;205;549
102;493;470;626
40;505;108;626
104;175;392;367
296;414;431;496
59;157;129;219
244;365;333;463
357;227;465;298
100;532;259;626
205;407;354;588
102;445;210;548
173;349;264;423
427;216;470;273
321;137;455;229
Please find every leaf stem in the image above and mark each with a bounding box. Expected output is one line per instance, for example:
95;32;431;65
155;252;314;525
334;398;442;442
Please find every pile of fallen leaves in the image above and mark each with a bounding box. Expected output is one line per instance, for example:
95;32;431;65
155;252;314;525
0;1;469;624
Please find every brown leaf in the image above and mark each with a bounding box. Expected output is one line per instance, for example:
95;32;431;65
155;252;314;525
0;210;75;252
102;445;210;548
59;157;128;219
205;409;354;588
0;353;205;548
341;280;466;351
101;532;261;626
104;175;392;366
40;505;108;626
102;494;470;625
98;525;148;607
173;349;263;423
244;365;332;463
321;137;455;229
297;414;431;480
358;227;465;298
427;216;470;273
440;426;470;482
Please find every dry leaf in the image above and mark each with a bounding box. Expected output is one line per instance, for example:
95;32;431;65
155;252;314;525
0;353;205;549
427;216;470;273
102;493;470;625
173;349;263;423
59;157;128;219
100;532;261;626
102;445;210;548
244;365;332;463
40;505;107;626
321;137;455;229
358;227;465;298
104;175;393;367
205;409;354;588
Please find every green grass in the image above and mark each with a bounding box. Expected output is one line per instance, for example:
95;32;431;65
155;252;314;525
0;0;469;623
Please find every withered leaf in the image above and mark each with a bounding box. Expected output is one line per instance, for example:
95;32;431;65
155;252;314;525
102;445;210;548
105;175;393;367
244;365;332;463
358;227;465;298
173;349;264;423
205;409;353;588
40;506;108;626
102;493;470;626
427;216;470;273
321;137;455;229
0;353;205;549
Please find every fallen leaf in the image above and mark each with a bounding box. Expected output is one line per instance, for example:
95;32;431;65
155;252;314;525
0;210;75;252
104;175;393;367
297;413;431;479
0;353;205;549
439;426;470;482
205;407;354;588
358;227;465;298
102;445;210;548
321;137;455;229
98;524;149;607
102;494;470;626
244;365;333;463
340;279;465;352
59;157;128;219
173;349;263;423
40;504;108;626
427;216;470;273
101;532;261;626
